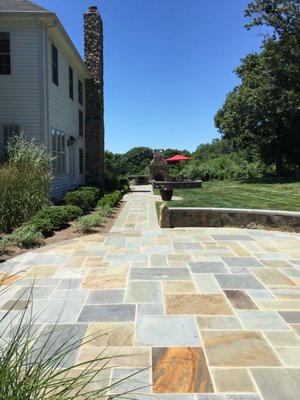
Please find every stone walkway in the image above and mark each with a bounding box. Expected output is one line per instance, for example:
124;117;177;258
1;185;300;399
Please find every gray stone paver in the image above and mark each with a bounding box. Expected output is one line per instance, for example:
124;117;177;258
1;185;300;398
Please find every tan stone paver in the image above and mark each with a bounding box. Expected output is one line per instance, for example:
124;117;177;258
1;184;300;399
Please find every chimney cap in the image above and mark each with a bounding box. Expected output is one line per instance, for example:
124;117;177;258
88;5;98;12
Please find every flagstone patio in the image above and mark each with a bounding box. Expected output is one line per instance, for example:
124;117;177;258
1;185;300;399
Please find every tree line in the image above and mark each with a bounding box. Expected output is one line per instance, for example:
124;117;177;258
106;1;300;181
215;0;300;176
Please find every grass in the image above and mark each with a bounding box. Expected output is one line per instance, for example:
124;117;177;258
157;178;300;211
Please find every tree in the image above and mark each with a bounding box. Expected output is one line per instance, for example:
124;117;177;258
193;139;234;161
163;148;191;159
215;0;300;176
122;147;154;175
215;35;300;175
245;0;300;37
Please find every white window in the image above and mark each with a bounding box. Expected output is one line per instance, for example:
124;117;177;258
79;148;84;175
2;125;19;148
51;129;66;175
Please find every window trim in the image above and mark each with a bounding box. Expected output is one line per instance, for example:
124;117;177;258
0;32;11;75
52;44;58;86
51;128;66;176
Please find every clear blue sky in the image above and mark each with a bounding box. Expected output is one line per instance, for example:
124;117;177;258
37;0;264;154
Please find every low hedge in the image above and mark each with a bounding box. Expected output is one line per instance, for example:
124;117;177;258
96;190;122;209
23;205;82;235
11;225;43;248
64;187;102;212
24;217;54;236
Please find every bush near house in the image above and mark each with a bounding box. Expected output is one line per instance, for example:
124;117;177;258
22;205;83;236
96;190;122;208
64;186;102;212
0;137;52;232
10;225;44;248
23;217;54;236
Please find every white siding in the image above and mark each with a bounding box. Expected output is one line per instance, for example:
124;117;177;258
0;24;42;150
47;34;86;200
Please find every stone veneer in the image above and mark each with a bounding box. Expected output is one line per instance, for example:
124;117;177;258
160;206;300;231
84;6;104;185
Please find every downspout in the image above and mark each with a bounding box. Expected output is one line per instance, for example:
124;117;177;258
35;16;56;150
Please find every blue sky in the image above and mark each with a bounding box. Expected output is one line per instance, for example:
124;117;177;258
37;0;264;154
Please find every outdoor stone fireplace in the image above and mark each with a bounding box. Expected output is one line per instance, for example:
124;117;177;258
149;150;169;182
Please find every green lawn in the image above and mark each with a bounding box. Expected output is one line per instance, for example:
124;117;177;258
160;178;300;212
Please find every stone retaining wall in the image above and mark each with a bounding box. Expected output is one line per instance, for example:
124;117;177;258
153;180;202;189
159;205;300;232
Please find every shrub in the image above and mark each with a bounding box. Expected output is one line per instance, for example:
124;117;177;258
182;154;266;181
11;225;43;248
97;190;122;209
0;237;10;255
74;214;105;234
34;207;68;230
0;137;52;232
104;170;119;191
78;185;103;200
96;204;114;217
118;177;130;190
64;188;100;212
59;205;83;221
24;217;54;236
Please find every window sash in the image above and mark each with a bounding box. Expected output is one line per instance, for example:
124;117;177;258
51;129;65;175
79;110;83;137
69;66;73;99
78;79;83;105
52;44;58;85
0;33;11;75
79;148;84;175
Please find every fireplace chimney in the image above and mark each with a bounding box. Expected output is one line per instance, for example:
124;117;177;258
84;5;104;185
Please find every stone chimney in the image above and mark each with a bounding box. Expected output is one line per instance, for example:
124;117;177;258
84;5;104;185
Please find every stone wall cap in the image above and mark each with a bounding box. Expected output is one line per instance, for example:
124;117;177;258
88;5;98;12
168;207;300;217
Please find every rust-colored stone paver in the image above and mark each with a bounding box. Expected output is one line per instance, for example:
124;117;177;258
1;185;300;399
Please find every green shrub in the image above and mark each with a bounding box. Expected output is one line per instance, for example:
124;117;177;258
34;207;68;230
122;184;129;193
182;154;266;181
0;237;10;255
64;188;100;212
74;214;105;234
118;177;130;190
59;205;83;221
0;137;52;232
96;204;114;217
11;226;43;248
97;190;122;209
78;185;103;200
24;217;54;236
104;170;119;191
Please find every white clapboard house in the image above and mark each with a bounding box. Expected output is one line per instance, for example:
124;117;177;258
0;0;104;200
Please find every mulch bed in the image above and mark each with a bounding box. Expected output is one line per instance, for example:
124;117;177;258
0;202;125;263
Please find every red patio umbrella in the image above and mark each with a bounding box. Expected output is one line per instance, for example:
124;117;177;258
164;154;193;162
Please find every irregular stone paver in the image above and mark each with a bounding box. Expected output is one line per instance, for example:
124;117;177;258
1;185;300;399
